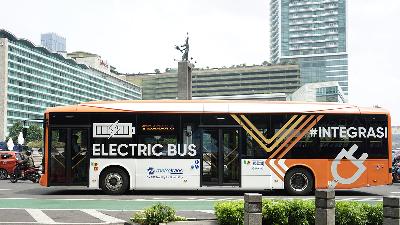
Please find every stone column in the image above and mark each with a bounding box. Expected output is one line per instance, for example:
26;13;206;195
315;189;335;225
244;193;262;225
177;61;192;100
384;196;400;225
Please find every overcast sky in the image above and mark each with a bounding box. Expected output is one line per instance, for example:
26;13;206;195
1;0;399;125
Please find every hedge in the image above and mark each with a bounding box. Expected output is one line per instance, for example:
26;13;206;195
214;199;383;225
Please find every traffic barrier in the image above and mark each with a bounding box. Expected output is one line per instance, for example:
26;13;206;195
244;193;262;225
384;196;400;225
315;189;335;225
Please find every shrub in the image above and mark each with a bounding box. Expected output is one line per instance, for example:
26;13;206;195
363;202;383;225
214;199;382;225
131;203;186;225
215;201;244;225
336;201;369;225
287;200;315;225
262;199;289;225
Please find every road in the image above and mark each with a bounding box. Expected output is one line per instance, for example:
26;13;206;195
0;180;400;224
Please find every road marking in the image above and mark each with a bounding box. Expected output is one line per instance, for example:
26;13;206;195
391;192;400;194
81;209;125;223
358;197;381;202
26;209;56;224
0;189;11;191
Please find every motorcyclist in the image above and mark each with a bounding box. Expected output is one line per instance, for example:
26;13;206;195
14;150;35;177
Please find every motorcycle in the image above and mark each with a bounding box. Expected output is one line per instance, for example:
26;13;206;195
9;161;40;183
393;160;400;183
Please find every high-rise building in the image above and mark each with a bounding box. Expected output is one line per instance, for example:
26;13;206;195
41;32;66;52
0;30;141;140
270;0;348;99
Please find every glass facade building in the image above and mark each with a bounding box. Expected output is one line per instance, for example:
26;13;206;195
41;33;66;53
0;30;142;140
270;0;348;99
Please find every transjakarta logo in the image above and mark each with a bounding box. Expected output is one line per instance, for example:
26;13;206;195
92;143;197;157
147;167;183;176
308;126;388;139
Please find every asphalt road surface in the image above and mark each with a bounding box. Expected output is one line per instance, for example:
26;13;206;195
1;180;400;224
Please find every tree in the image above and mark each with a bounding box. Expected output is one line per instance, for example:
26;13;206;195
7;122;23;143
26;124;43;144
7;122;43;145
154;69;161;74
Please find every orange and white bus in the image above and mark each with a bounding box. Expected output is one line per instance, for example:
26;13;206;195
39;100;392;195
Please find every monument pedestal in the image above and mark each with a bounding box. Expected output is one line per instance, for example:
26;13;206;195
177;61;192;100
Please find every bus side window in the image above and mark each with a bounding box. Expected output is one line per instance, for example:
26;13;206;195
242;114;269;159
364;114;388;159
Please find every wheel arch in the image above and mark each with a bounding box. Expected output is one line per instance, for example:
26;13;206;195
99;164;131;189
285;164;316;189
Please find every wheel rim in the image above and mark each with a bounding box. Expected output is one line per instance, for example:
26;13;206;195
289;172;309;192
0;170;7;179
105;173;123;191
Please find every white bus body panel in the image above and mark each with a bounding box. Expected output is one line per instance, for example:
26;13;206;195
89;158;136;189
135;159;200;190
89;158;283;190
241;159;284;190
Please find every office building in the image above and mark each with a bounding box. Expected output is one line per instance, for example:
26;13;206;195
289;81;345;102
270;0;348;99
41;32;66;52
126;64;301;100
0;29;141;140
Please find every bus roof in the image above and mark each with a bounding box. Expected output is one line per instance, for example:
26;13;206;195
45;100;389;115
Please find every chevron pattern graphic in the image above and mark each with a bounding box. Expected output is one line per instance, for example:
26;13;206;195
231;114;324;181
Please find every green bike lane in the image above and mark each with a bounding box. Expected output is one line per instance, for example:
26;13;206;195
0;198;219;210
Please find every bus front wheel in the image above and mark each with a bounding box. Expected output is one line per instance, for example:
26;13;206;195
100;167;129;195
284;167;314;196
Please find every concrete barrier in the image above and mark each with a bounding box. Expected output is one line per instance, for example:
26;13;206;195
384;196;400;225
244;193;262;225
315;189;335;225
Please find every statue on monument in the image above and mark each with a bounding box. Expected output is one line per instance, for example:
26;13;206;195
175;32;189;61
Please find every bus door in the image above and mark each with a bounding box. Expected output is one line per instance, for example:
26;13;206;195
49;127;89;185
201;128;241;186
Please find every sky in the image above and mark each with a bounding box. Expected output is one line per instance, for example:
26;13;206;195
1;0;399;125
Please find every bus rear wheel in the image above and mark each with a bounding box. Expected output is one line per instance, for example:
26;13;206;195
284;167;314;196
100;167;129;195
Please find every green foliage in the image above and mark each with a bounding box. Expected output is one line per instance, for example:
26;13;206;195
287;200;315;225
262;200;289;225
26;124;43;143
214;199;382;225
131;203;186;225
363;203;383;225
7;122;43;144
336;201;383;225
27;140;43;149
7;122;23;143
214;201;244;225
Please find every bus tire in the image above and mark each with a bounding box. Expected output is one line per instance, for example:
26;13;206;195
284;167;314;196
100;167;129;195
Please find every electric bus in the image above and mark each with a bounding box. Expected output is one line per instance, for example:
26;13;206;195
39;100;392;195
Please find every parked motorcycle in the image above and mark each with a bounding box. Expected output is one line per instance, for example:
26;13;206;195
393;160;400;183
9;161;40;183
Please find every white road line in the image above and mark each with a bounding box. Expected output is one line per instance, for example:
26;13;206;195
81;209;125;223
337;197;359;201
26;209;56;224
358;198;381;202
391;192;400;194
0;189;11;191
